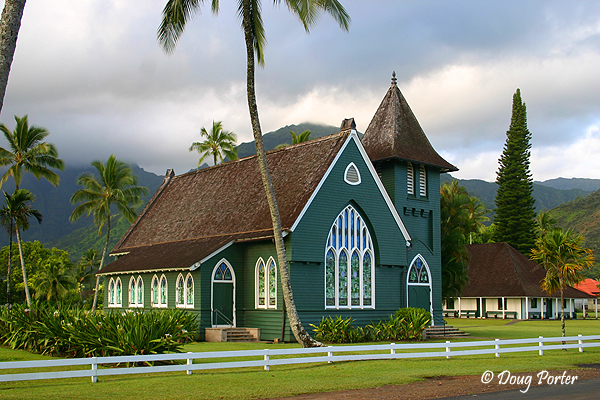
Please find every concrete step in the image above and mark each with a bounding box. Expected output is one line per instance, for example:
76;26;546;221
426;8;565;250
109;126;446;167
424;325;470;339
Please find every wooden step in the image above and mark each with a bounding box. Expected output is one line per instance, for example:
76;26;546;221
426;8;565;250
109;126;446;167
423;325;470;339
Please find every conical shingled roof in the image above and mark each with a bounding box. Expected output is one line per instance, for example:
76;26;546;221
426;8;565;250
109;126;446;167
361;74;458;171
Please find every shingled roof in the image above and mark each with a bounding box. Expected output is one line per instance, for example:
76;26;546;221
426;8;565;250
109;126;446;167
461;243;592;298
100;132;349;275
361;73;457;171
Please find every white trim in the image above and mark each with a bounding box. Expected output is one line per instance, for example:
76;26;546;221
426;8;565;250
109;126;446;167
255;257;278;309
197;241;235;267
406;254;433;319
289;131;411;243
211;258;236;327
175;272;195;309
343;162;361;185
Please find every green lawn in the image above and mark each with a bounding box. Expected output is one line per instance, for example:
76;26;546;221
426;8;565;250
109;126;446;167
0;319;598;399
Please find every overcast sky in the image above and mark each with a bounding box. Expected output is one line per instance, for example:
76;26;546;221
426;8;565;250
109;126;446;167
1;0;599;182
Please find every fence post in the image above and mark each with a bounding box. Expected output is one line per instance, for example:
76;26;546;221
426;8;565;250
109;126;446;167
91;357;98;383
539;336;544;356
446;341;451;359
390;343;396;355
264;349;270;371
187;352;193;375
578;334;583;353
495;338;500;358
328;346;333;364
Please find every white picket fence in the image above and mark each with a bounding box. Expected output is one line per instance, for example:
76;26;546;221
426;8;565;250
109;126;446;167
1;334;599;383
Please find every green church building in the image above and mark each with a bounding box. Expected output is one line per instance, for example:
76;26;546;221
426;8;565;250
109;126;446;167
98;75;457;341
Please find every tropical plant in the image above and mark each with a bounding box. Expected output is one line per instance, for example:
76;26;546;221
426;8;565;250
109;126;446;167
0;197;14;302
1;189;42;308
440;180;489;300
158;0;350;348
70;155;148;311
32;256;74;304
531;229;594;338
492;89;537;254
189;120;238;167
0;304;198;357
536;210;557;239
75;249;101;302
0;0;27;115
276;130;312;148
0;114;64;189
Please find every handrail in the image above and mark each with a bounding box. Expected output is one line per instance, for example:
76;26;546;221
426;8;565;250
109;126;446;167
0;334;598;383
213;308;234;326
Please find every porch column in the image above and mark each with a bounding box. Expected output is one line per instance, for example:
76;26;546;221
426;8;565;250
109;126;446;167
525;296;529;320
596;298;598;319
458;297;462;318
570;298;573;318
480;297;483;318
555;298;559;319
502;297;506;319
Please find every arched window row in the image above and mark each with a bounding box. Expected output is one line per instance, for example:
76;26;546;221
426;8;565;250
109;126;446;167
107;277;122;307
255;257;277;309
128;275;144;308
176;273;195;308
151;274;168;308
325;205;375;309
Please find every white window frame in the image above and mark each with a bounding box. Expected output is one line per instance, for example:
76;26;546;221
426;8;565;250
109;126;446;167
136;276;144;307
176;273;194;309
185;273;194;308
325;205;375;310
108;278;115;307
114;277;122;307
151;274;168;308
255;257;277;309
129;276;137;307
406;254;433;316
344;162;361;185
407;162;415;195
419;164;427;197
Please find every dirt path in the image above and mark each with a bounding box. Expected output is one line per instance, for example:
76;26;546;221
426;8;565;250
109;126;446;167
266;366;600;400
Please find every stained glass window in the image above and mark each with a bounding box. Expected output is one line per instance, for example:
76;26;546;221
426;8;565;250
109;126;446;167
325;205;375;309
177;274;185;305
129;277;136;305
268;259;277;306
108;279;115;306
115;279;122;306
137;277;143;305
257;259;266;306
351;251;360;306
326;249;335;306
160;276;167;305
151;276;159;305
407;257;430;285
186;274;194;306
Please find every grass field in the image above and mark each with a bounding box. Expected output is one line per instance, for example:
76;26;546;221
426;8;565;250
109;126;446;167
0;319;599;399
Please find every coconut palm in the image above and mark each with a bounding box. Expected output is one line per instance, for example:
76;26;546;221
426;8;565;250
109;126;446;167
189;120;238;168
531;229;594;338
0;115;64;189
0;201;14;302
1;189;42;308
276;130;312;148
70;155;148;311
33;257;74;305
0;0;27;115
158;0;350;348
76;249;101;302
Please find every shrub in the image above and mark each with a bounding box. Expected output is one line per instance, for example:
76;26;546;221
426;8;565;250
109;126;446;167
0;304;198;357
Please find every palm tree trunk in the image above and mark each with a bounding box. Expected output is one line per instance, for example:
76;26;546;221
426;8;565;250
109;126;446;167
91;215;110;311
242;0;320;348
15;226;32;308
0;0;26;116
6;220;13;303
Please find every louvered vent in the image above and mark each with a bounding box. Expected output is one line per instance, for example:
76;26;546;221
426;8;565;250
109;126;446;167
407;162;414;195
419;164;427;197
344;163;361;185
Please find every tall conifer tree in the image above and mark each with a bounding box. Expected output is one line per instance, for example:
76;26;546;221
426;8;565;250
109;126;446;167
492;88;536;254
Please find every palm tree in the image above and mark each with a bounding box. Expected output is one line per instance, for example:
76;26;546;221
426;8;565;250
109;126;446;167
0;201;14;303
276;130;312;148
76;249;101;302
189;120;238;168
70;155;148;311
531;229;594;338
1;189;42;308
158;0;350;348
33;258;74;305
0;115;64;189
0;0;27;115
536;210;557;239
